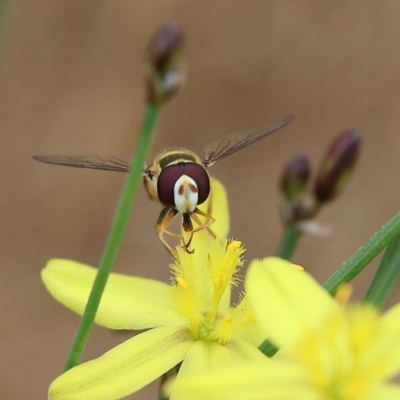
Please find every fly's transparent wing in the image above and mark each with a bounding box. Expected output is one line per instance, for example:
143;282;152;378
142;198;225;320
202;114;294;168
33;155;130;172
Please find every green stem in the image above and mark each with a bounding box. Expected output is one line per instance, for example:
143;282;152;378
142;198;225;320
364;233;400;309
0;1;13;56
276;226;302;260
258;339;279;358
64;103;161;371
323;211;400;296
158;365;180;400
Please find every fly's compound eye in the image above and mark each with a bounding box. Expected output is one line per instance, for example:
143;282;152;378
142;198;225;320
157;162;210;208
182;163;210;204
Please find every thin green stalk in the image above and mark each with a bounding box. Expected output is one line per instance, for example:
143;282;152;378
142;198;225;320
276;226;302;260
0;1;13;55
258;339;279;358
64;103;161;371
364;233;400;309
323;211;400;296
158;365;180;400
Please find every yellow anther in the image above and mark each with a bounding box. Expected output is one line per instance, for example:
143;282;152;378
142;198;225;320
291;263;304;271
224;314;233;322
335;283;353;306
176;276;189;290
227;240;242;252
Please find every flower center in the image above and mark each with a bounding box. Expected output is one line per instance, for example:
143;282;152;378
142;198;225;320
170;239;251;345
294;305;390;400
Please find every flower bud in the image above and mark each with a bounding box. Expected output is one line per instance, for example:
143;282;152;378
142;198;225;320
280;192;317;226
145;23;185;105
314;129;361;203
280;154;311;201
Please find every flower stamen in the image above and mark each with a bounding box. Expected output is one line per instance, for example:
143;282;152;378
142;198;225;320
176;276;189;291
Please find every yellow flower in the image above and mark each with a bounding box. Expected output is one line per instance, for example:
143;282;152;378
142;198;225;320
168;258;400;400
42;178;266;400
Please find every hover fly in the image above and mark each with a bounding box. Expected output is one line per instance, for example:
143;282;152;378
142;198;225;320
34;114;293;255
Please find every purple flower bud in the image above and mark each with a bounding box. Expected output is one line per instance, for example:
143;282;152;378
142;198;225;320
145;23;185;105
314;129;361;203
280;154;311;200
146;23;184;74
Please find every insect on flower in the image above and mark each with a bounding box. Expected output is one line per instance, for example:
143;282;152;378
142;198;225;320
34;115;293;255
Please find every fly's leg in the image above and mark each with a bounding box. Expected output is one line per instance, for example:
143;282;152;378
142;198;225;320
156;191;217;255
201;188;217;240
191;208;216;238
156;207;181;257
182;208;216;253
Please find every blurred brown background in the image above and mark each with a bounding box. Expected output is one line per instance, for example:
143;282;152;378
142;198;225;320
1;1;400;399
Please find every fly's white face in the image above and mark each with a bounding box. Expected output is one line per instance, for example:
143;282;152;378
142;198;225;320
173;174;198;213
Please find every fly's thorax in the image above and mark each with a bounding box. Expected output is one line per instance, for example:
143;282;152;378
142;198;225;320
155;147;202;169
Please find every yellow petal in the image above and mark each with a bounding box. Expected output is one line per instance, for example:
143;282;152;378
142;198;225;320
42;259;183;329
236;321;266;347
49;325;194;400
180;337;267;376
372;384;400;399
168;337;268;400
205;177;230;238
247;257;338;348
190;177;230;251
374;303;400;379
179;341;237;378
167;359;313;400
